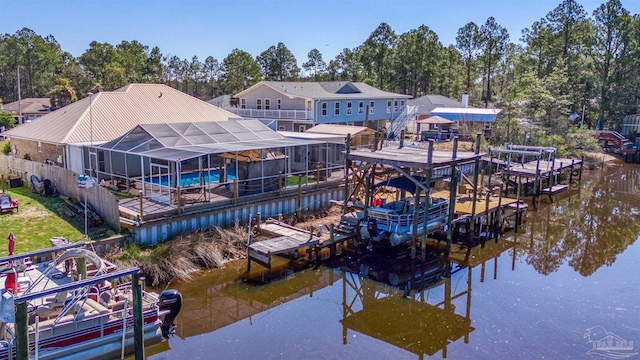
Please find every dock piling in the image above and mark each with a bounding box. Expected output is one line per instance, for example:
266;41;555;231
132;272;144;360
15;301;28;360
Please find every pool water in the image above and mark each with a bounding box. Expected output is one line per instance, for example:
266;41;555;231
145;169;236;187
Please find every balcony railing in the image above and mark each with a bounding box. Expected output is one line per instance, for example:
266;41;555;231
224;108;314;120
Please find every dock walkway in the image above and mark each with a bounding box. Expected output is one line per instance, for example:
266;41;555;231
247;220;321;274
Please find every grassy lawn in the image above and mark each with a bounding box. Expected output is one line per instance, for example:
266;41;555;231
286;175;317;187
0;184;113;256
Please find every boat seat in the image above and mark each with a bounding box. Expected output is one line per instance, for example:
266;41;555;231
44;290;68;308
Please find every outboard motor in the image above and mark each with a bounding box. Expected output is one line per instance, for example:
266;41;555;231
367;218;378;238
158;289;182;337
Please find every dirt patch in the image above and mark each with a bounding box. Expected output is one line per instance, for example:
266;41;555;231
279;204;344;232
9;206;50;219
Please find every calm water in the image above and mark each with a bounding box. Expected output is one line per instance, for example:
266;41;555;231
147;163;640;360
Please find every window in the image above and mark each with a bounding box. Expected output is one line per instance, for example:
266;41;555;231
321;102;327;116
347;101;352;115
400;100;405;107
256;98;262;110
265;98;271;110
387;100;392;113
240;98;246;109
298;125;306;132
37;141;42;153
277;98;282;110
369;101;375;114
334;102;340;116
394;100;398;112
307;100;312;111
278;125;285;131
358;101;364;114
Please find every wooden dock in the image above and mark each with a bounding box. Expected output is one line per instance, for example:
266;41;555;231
247;220;321;276
431;190;518;216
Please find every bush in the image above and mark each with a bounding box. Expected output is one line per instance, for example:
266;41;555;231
1;141;9;155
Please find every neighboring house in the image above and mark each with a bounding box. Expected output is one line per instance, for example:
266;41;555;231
227;81;411;132
406;94;468;133
2;98;54;124
409;94;468;121
207;95;233;108
3;84;238;175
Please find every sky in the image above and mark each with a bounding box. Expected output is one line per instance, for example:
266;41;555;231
2;0;640;73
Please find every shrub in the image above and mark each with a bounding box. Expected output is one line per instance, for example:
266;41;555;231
1;142;9;155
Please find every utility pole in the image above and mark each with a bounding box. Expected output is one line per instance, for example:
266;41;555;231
17;65;22;124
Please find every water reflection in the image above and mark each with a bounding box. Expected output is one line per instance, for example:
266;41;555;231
147;165;640;359
520;165;640;276
340;269;473;359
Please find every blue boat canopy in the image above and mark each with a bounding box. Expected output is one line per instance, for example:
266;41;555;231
431;107;503;123
374;176;435;194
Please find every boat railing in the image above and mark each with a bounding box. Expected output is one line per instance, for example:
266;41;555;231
369;200;449;230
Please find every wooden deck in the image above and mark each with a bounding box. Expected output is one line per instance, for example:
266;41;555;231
541;184;569;195
431;190;518;216
503;158;582;177
248;220;321;272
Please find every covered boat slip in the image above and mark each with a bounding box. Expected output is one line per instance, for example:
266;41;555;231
87;120;345;215
344;136;486;257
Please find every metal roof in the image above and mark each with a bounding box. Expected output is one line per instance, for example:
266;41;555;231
409;95;465;115
100;119;324;161
431;107;503;123
234;81;412;100
306;124;374;136
4;84;239;144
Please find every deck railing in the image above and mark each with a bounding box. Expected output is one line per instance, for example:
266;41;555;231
224;108;313;120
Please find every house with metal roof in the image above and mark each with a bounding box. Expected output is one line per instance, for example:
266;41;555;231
225;81;412;132
3;84;238;176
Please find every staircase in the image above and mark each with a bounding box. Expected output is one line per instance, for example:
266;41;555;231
595;130;629;149
335;214;360;236
386;105;417;139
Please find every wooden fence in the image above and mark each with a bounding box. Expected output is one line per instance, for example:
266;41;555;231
0;155;120;231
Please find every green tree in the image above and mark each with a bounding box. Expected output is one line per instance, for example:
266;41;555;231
479;17;510;107
221;49;261;94
78;41;117;87
456;22;481;92
327;47;363;81
0;111;16;130
204;56;220;98
302;48;326;81
361;23;396;88
257;42;299;81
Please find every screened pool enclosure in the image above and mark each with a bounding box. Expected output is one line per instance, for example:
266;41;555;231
86;120;345;206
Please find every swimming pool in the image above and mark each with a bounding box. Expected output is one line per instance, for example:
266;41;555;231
145;169;236;187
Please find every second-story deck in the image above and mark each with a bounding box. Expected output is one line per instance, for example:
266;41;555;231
224;108;313;120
